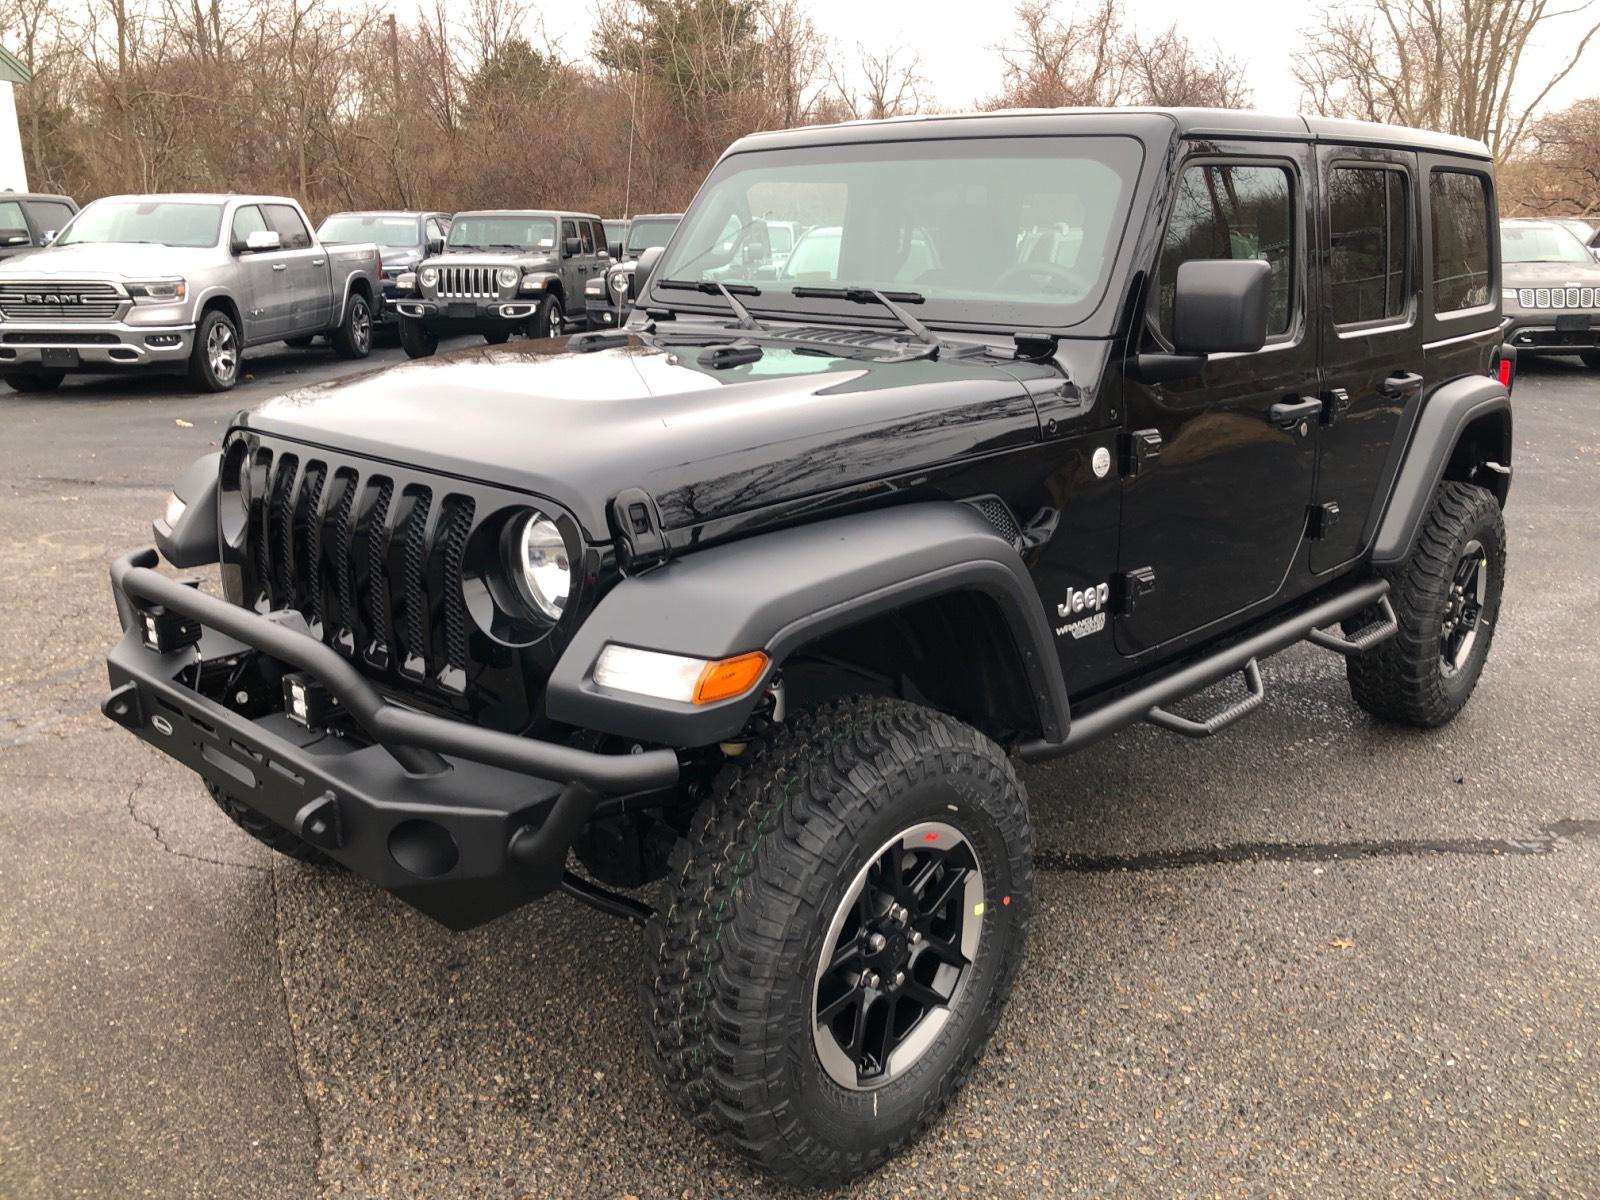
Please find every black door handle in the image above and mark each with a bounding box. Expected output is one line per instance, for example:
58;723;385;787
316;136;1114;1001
1269;397;1322;429
1379;371;1424;400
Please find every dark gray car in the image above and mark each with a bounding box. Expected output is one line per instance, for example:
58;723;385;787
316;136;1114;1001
317;210;452;326
393;209;609;356
1500;218;1600;367
0;192;78;261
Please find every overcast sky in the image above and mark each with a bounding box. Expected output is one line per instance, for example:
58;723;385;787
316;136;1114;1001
515;0;1598;119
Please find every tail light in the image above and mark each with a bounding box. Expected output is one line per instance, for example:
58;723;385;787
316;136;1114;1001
1493;345;1515;392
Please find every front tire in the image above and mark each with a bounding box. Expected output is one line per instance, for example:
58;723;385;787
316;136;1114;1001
398;315;437;359
3;370;64;392
531;294;564;339
642;696;1032;1187
206;783;337;866
1347;480;1505;727
187;308;240;392
331;292;373;359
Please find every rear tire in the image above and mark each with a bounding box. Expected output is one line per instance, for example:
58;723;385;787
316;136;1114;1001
3;370;64;392
398;315;437;359
187;308;240;392
331;292;373;359
1347;480;1505;727
642;696;1032;1187
206;782;338;866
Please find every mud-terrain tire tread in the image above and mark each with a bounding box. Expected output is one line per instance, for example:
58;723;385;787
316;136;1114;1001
640;695;1032;1188
206;782;336;866
1347;480;1505;727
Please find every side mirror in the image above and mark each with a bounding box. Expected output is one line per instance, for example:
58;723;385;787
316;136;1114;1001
634;245;665;295
1170;259;1272;355
235;229;282;254
564;236;583;256
426;237;444;256
608;241;624;259
0;228;30;246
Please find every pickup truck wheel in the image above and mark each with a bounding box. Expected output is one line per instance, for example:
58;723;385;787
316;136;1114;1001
641;696;1032;1187
3;370;65;392
332;293;373;359
398;316;437;359
532;294;563;339
205;782;338;867
187;309;240;392
1347;480;1505;727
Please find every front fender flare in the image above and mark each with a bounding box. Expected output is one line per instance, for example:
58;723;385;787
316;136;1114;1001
546;503;1070;747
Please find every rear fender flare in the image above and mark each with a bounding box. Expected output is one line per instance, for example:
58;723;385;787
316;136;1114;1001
1372;374;1510;566
545;503;1070;747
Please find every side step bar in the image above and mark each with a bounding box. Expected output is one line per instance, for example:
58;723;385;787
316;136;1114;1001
1146;659;1264;739
1305;595;1398;656
1017;579;1392;761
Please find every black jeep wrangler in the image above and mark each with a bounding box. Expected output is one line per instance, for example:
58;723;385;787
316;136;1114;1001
103;110;1513;1187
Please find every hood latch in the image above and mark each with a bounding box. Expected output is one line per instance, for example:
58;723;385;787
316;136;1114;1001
610;487;670;573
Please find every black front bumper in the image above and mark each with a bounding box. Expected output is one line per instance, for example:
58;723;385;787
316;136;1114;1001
104;549;678;930
1502;313;1600;353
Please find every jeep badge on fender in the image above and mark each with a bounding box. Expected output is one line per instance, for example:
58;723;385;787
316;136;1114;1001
100;109;1511;1188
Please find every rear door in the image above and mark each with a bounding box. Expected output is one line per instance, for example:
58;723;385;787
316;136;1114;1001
264;204;330;333
1116;145;1322;654
1312;146;1424;573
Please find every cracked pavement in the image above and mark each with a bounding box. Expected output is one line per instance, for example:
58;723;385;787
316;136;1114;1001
1;347;1596;1198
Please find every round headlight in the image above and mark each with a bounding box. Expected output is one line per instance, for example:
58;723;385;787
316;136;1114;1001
498;266;520;289
419;266;437;287
512;511;570;621
611;271;629;295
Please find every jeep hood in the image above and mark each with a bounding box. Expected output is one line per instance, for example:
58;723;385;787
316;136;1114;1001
242;338;1056;539
1502;259;1600;286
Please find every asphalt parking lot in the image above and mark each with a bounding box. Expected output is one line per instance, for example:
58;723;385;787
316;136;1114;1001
1;342;1596;1199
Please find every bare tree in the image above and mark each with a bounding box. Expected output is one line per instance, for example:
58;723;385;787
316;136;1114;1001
826;44;924;120
1293;0;1600;158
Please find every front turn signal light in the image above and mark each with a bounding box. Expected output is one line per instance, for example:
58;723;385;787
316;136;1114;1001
593;645;769;705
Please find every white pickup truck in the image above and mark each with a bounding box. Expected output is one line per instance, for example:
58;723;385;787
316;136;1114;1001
0;193;382;392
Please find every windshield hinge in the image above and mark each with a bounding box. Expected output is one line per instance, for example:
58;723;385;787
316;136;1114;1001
1013;330;1060;362
609;487;671;573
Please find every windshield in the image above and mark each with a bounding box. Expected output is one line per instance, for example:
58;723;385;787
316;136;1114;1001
446;215;555;253
1501;223;1593;264
626;218;678;255
58;200;223;248
319;214;417;248
653;136;1143;327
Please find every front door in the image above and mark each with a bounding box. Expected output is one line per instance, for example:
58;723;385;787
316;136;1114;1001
230;204;289;341
1312;146;1424;573
1116;146;1321;654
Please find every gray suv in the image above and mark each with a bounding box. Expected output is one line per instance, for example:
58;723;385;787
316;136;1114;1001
1499;218;1600;367
393;209;609;356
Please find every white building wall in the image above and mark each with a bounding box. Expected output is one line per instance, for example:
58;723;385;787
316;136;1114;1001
0;82;28;192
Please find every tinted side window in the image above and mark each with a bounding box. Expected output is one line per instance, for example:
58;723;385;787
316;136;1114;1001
590;220;608;255
1159;163;1295;340
1329;166;1409;325
231;204;269;245
264;204;313;250
561;219;578;251
1429;170;1491;313
23;200;74;235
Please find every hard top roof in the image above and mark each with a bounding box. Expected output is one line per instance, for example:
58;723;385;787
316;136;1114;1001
452;208;602;221
728;107;1490;161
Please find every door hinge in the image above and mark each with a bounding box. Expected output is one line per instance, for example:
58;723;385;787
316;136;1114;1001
1321;387;1351;426
1121;429;1162;476
1116;566;1157;614
609;486;670;572
1307;501;1342;539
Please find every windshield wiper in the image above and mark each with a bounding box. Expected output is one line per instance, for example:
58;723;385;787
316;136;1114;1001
790;286;939;349
657;278;767;332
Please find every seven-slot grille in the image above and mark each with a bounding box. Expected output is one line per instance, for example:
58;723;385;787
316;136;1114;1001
1517;286;1598;309
435;265;504;299
235;442;482;694
0;280;125;320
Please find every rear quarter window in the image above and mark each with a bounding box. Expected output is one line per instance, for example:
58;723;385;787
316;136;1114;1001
1429;169;1492;314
